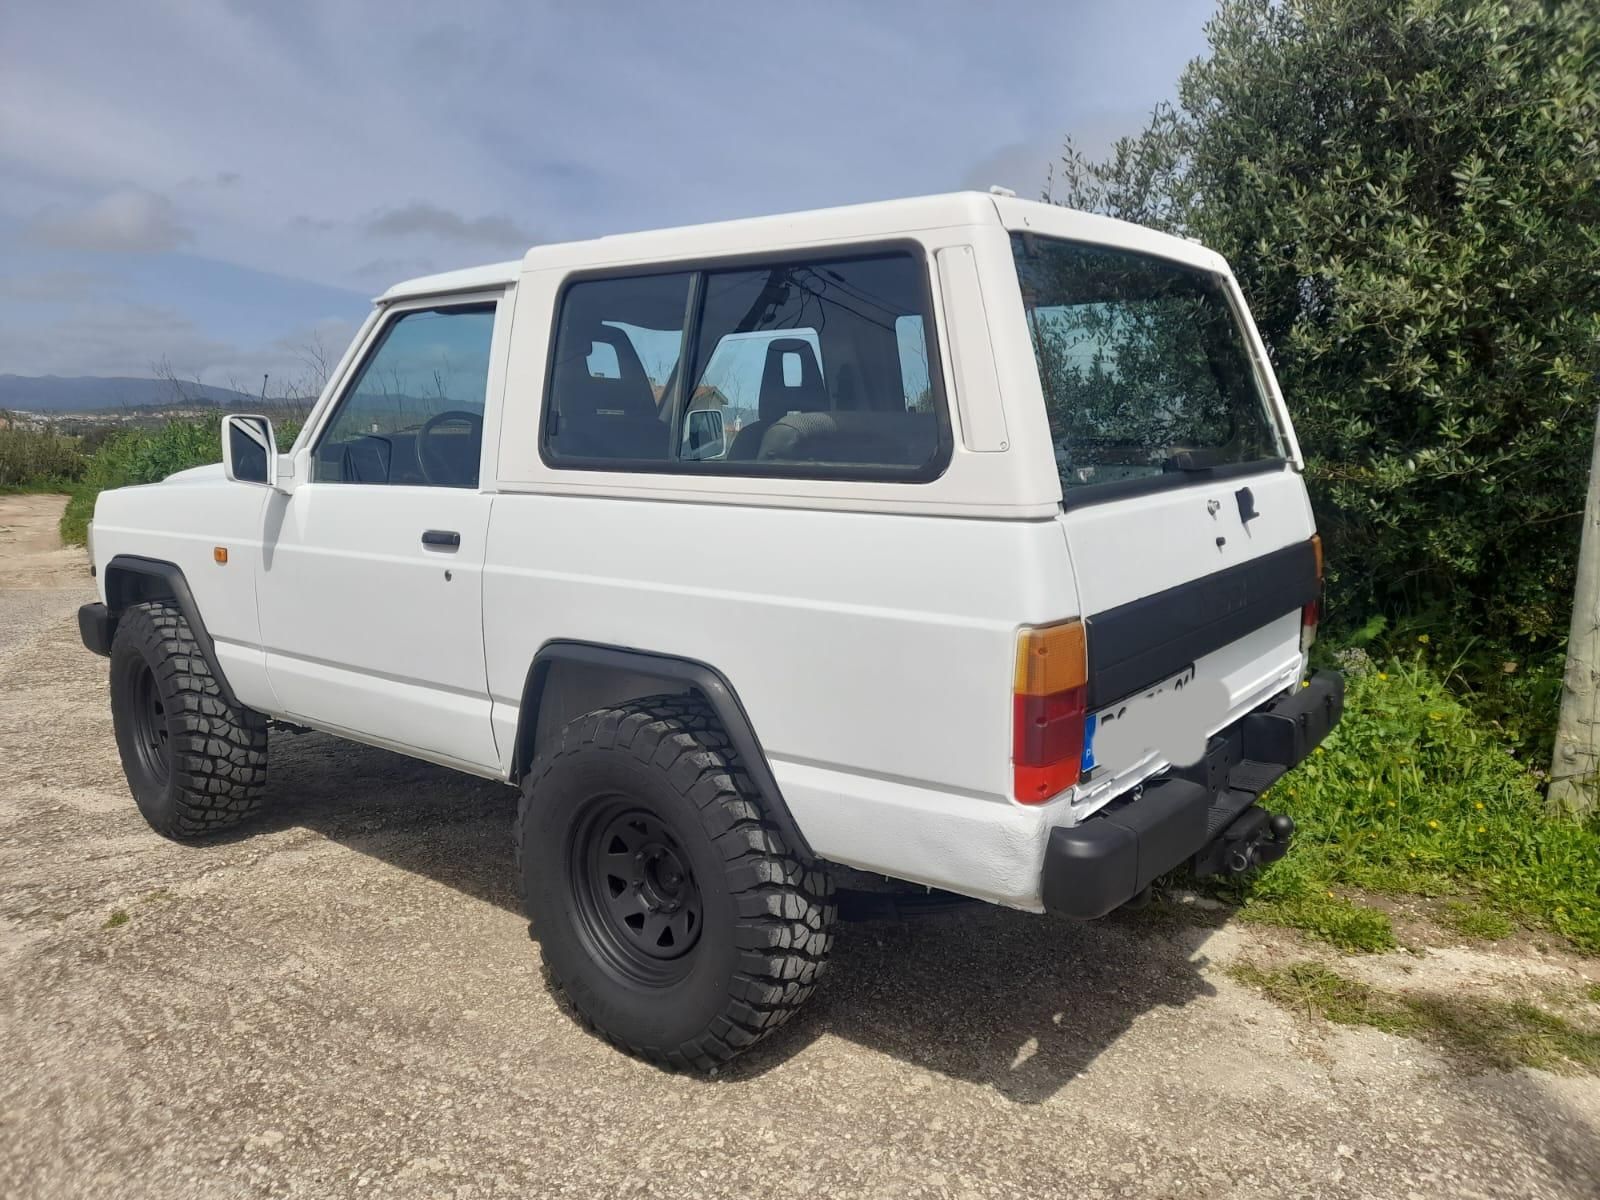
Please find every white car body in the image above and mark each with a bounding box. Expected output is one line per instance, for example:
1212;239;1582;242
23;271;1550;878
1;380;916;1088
86;192;1339;915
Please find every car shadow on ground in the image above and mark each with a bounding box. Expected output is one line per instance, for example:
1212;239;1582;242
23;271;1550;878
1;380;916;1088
255;732;1221;1104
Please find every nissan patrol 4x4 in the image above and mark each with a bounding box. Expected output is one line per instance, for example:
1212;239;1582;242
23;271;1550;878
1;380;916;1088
79;192;1341;1069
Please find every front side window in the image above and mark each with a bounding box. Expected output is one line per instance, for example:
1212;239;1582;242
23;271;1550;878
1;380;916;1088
315;305;495;487
1011;234;1284;496
543;249;947;479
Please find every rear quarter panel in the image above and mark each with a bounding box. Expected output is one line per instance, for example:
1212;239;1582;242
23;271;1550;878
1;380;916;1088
483;497;1079;900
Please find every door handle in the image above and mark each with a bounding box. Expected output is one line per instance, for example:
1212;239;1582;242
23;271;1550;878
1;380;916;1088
421;529;461;550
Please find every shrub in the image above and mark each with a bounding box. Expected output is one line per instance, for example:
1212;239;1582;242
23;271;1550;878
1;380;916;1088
0;423;85;489
1050;0;1600;646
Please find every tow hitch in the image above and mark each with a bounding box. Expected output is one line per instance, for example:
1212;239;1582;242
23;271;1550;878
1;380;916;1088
1192;805;1296;877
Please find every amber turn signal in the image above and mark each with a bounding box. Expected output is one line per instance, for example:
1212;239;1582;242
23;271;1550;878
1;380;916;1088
1013;620;1087;696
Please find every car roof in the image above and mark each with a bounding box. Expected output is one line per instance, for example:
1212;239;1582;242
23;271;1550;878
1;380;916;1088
376;191;1225;302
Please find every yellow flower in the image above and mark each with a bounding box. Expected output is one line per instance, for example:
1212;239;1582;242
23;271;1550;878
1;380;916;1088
1417;634;1430;644
1378;672;1389;681
1314;747;1324;755
1474;802;1484;811
1477;826;1486;833
1387;800;1397;808
1427;820;1440;829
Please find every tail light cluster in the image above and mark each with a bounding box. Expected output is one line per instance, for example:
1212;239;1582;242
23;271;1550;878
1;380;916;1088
1012;620;1088;804
1301;533;1323;655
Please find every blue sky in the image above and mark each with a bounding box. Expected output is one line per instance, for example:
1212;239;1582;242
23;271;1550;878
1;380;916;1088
0;1;1215;388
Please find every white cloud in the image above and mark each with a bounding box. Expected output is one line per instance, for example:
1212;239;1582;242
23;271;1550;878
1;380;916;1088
367;204;534;252
0;297;355;387
28;190;192;253
0;270;118;302
0;1;1211;375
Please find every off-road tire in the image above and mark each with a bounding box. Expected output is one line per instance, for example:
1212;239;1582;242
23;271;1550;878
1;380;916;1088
518;693;834;1070
109;599;269;838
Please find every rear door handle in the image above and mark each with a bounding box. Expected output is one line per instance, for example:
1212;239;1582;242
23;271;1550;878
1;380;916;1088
421;529;461;550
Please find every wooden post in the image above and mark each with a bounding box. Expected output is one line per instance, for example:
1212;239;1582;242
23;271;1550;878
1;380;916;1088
1549;401;1600;816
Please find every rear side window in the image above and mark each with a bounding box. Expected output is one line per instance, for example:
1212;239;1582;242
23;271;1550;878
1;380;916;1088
1011;234;1285;496
542;248;947;480
544;272;691;463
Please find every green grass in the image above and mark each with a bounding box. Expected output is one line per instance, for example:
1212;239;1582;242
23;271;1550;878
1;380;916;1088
1437;900;1515;941
103;909;129;929
1235;893;1397;952
1213;654;1600;954
1232;960;1600;1074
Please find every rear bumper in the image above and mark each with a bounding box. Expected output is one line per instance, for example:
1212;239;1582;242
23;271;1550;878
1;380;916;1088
79;603;114;656
1041;670;1343;919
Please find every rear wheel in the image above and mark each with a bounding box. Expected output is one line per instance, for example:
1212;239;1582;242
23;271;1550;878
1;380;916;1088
518;694;834;1070
109;600;269;838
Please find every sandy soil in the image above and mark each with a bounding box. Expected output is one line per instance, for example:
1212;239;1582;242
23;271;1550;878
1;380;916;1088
0;492;1596;1199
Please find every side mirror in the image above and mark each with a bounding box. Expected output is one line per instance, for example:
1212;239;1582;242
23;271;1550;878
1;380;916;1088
222;414;279;488
684;408;726;460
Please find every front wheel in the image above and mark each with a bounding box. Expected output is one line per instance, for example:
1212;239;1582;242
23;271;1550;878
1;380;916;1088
518;694;834;1070
108;599;268;838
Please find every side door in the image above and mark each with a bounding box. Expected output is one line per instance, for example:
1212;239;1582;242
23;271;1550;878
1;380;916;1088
256;296;505;772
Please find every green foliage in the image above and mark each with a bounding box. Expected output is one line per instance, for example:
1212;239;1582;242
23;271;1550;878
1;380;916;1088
1437;900;1513;940
1232;959;1600;1073
0;422;86;490
1218;654;1600;952
1236;892;1396;951
1050;0;1600;644
59;416;302;545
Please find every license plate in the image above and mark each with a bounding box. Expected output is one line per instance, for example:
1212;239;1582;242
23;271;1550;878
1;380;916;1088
1081;665;1197;774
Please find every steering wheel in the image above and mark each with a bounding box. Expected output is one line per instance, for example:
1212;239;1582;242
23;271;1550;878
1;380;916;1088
416;410;483;486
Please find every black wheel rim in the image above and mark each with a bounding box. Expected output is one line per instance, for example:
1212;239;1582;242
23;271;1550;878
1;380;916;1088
570;799;703;985
128;661;172;788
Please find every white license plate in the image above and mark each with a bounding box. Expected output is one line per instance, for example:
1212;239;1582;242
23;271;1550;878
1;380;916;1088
1081;665;1197;774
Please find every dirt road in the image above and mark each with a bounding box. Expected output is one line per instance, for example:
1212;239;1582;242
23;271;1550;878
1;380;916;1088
1;492;1596;1199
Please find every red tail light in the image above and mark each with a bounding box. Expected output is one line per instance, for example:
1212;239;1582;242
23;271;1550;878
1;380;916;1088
1302;534;1323;653
1013;621;1087;804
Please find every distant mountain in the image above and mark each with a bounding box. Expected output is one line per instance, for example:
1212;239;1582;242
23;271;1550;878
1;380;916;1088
0;375;258;413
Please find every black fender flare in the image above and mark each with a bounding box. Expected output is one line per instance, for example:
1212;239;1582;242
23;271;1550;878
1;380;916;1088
102;554;241;708
513;640;816;864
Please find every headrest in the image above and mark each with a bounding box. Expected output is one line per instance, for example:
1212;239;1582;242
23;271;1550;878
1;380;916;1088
758;338;827;423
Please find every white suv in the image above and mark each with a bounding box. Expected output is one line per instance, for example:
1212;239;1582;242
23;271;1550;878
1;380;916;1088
79;193;1341;1068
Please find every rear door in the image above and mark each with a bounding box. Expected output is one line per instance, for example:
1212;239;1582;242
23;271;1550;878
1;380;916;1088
1009;233;1317;786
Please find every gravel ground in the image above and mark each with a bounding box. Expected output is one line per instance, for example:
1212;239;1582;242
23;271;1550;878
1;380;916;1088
1;493;1597;1199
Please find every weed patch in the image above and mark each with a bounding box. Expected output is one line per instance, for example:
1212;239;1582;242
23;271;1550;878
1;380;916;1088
1232;960;1600;1074
1235;893;1395;953
103;910;129;929
1437;901;1514;942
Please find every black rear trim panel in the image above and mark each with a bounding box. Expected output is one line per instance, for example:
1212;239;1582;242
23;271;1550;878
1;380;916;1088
1084;540;1318;709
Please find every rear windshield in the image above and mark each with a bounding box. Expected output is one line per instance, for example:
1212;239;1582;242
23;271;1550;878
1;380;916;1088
1010;233;1284;496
